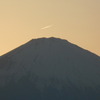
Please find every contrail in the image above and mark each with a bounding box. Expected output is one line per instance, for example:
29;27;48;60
41;25;53;30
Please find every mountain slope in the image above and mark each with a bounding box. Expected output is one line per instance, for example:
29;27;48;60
0;37;100;100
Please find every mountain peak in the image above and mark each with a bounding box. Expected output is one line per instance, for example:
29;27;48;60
27;37;68;45
0;37;100;100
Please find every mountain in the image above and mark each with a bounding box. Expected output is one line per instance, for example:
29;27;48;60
0;37;100;100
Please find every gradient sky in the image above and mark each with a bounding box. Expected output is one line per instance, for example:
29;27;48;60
0;0;100;56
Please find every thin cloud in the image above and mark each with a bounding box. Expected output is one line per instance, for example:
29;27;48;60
41;25;53;30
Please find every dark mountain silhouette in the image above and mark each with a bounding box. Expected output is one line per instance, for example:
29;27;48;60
0;37;100;100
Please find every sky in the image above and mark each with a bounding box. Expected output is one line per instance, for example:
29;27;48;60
0;0;100;56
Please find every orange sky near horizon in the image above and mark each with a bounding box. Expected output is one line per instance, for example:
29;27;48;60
0;0;100;56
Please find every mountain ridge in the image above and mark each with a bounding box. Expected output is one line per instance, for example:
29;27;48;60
0;37;99;57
